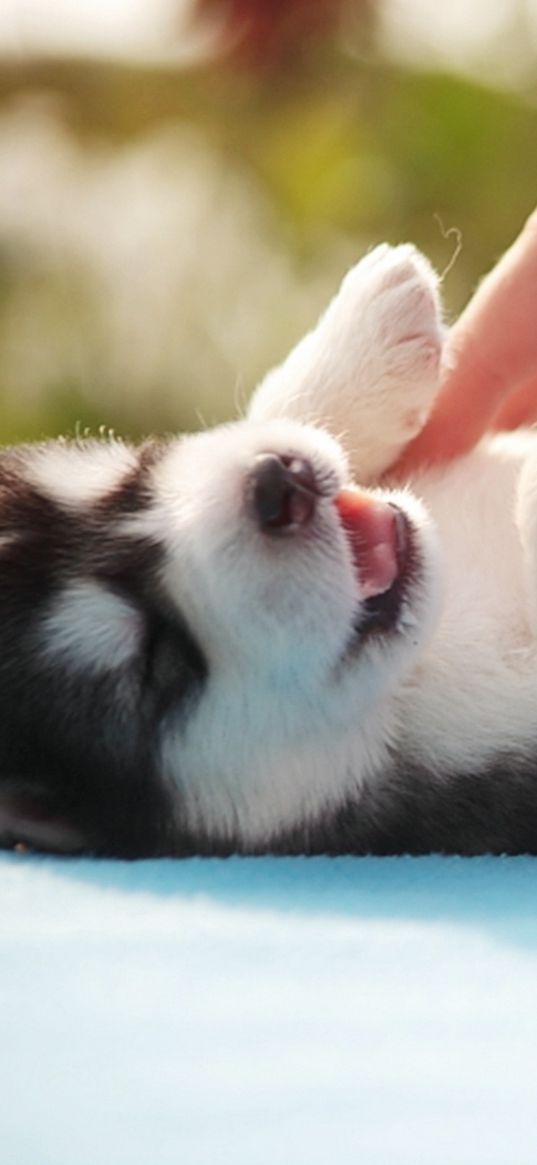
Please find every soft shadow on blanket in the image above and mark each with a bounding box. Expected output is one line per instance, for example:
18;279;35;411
17;851;537;949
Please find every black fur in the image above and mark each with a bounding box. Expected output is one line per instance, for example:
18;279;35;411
0;440;207;856
274;751;537;857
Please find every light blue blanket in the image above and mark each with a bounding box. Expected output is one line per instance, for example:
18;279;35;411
3;853;537;1164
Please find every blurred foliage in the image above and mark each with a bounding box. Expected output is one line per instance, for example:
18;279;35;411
0;24;537;442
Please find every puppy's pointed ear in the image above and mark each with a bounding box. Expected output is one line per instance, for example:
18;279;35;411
0;785;88;854
249;244;444;482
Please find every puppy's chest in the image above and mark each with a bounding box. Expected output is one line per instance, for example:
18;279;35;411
394;441;537;769
412;439;526;610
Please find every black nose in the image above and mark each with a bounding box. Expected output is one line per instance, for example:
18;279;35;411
250;453;319;531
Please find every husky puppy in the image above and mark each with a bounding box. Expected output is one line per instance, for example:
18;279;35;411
1;243;536;857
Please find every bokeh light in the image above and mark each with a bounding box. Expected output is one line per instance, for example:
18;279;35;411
1;0;536;441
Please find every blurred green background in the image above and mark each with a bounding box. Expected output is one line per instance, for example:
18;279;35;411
1;0;537;443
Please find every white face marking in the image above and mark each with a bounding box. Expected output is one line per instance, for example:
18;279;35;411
42;581;143;672
26;441;137;507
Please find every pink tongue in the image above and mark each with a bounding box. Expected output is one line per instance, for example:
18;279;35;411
335;488;399;600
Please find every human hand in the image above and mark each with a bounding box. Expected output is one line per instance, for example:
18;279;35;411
391;208;537;478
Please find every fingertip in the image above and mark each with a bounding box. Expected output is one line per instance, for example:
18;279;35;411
521;206;537;240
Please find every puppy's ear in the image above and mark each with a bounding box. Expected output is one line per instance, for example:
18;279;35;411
0;784;88;854
249;244;444;482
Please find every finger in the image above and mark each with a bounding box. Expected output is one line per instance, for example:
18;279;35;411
390;208;537;477
389;344;505;478
462;207;537;396
492;374;537;430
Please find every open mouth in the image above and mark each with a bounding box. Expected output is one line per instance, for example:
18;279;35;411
335;488;417;638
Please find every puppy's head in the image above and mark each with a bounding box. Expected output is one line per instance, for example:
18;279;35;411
132;418;440;849
0;421;440;855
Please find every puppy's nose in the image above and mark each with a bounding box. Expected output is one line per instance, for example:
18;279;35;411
251;453;318;531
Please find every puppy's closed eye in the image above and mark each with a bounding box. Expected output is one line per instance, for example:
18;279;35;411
143;609;207;718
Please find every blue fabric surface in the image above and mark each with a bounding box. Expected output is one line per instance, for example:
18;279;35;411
2;853;537;1164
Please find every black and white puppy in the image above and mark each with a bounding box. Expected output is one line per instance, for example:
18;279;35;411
2;244;536;857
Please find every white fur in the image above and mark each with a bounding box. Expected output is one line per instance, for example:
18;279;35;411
399;438;537;772
42;581;142;672
27;439;136;507
250;243;444;482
